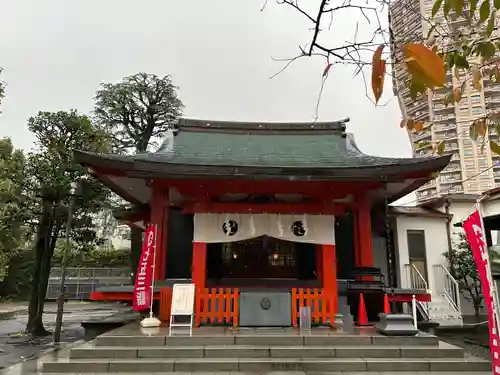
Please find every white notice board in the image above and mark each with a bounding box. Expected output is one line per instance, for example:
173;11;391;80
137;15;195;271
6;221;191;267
170;283;195;316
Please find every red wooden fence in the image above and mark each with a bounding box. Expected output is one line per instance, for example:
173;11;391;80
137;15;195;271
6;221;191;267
195;288;239;327
160;287;335;328
291;288;336;327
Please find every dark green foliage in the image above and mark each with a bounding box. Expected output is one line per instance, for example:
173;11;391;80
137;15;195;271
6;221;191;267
51;244;131;268
0;248;34;299
23;110;113;336
94;72;183;153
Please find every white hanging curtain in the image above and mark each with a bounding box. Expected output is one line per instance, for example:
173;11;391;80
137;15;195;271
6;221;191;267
193;213;335;245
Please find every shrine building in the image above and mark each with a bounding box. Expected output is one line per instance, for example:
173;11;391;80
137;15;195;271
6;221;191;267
75;118;452;326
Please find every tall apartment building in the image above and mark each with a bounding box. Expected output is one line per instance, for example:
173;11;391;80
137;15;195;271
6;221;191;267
389;0;499;203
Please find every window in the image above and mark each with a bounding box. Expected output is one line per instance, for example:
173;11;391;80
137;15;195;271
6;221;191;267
479;159;488;166
464;150;474;156
471;95;481;104
463;139;473;147
471;106;483;114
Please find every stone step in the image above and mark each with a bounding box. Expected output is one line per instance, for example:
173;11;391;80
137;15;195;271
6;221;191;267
41;357;492;373
95;334;439;347
42;372;496;375
70;343;464;359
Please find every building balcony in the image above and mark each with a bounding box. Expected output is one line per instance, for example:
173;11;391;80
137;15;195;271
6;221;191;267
443;142;459;151
484;85;500;96
433;104;455;113
419;180;437;190
440;175;462;184
408;100;428;113
486;97;500;109
434;123;456;132
432;93;446;101
415;112;430;121
448;184;464;193
416;188;437;199
442;163;461;173
412;131;432;142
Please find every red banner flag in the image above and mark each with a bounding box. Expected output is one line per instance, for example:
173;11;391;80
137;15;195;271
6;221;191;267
133;224;156;311
463;210;500;374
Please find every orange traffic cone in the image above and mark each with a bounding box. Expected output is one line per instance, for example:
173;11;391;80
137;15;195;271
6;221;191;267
357;293;369;326
383;293;391;314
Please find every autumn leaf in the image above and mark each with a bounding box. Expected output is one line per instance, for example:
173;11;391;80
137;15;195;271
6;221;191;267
405;118;415;131
413;122;425;132
323;63;333;77
437;141;446;154
491;140;500;155
400;119;406;128
404;43;446;88
453;87;462;102
478;119;487;137
452;0;464;15
480;0;491;21
417;141;431;150
470;121;479;141
487;11;496;36
372;45;386;104
432;0;443;16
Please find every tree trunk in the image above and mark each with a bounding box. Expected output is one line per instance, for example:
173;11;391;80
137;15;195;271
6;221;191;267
26;201;59;337
33;231;59;336
474;304;481;318
26;202;52;335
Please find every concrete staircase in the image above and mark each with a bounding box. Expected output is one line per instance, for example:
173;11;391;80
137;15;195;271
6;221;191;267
41;328;492;373
427;294;464;327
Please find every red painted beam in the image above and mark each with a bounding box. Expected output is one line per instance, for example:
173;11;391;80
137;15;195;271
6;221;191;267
182;202;348;214
89;291;161;301
388;294;431;303
156;179;381;199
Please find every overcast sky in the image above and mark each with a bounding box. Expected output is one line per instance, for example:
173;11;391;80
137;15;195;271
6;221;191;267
0;0;410;158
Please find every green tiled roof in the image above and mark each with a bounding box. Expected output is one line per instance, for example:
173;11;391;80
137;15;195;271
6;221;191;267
145;130;429;169
74;118;452;181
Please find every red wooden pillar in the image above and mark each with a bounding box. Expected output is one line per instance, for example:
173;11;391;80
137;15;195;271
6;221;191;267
353;209;361;267
315;245;323;282
356;196;374;268
321;244;338;315
150;187;169;280
192;242;207;291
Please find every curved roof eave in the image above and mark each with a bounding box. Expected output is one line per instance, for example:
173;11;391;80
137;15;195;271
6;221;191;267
75;149;452;181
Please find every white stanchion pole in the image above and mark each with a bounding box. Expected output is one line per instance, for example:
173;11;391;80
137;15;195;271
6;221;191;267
412;294;418;329
141;224;161;328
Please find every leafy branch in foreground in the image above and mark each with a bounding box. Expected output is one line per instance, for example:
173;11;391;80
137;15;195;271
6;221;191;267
267;0;500;156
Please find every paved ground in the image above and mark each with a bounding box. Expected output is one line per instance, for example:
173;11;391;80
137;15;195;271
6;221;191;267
0;301;129;370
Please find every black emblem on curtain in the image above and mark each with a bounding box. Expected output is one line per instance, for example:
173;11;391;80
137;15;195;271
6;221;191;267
222;220;238;236
291;221;306;236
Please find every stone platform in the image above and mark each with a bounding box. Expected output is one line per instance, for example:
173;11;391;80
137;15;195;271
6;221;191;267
40;324;492;374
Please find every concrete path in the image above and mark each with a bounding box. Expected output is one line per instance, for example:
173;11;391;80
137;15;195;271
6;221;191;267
0;301;128;370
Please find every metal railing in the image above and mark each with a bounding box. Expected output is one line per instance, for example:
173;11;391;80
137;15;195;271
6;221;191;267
46;267;130;300
403;264;430;319
433;264;461;313
403;263;429;291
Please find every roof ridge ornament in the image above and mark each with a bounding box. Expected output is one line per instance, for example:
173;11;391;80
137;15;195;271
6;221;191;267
157;128;176;154
176;117;349;135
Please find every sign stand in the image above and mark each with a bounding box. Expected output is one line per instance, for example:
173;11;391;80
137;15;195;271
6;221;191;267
140;224;161;328
169;283;195;336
